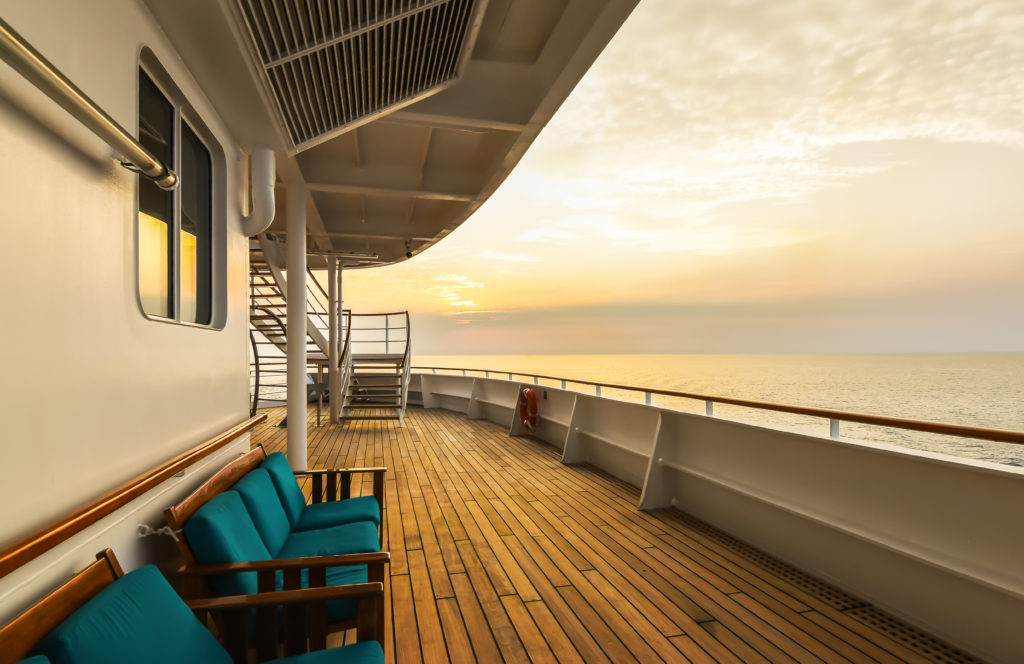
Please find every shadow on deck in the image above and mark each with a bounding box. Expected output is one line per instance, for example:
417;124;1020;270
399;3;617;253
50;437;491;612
251;405;979;664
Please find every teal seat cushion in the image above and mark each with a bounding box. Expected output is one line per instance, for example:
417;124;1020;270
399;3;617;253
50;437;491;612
32;565;231;664
17;657;50;664
277;521;380;559
267;641;383;664
234;468;292;555
184;491;271;596
297;495;380;530
261;452;308;529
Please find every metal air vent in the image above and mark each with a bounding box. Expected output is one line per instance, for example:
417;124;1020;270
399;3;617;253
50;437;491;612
236;0;483;152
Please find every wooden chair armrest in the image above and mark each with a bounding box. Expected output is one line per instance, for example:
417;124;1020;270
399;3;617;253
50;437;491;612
180;551;390;576
187;581;385;662
185;581;382;611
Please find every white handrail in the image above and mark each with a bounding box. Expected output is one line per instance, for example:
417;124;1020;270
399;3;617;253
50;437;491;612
412;365;1024;446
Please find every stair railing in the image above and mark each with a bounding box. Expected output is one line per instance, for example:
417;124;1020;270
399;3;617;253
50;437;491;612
399;311;412;424
347;311;410;357
337;309;353;420
248;305;288;415
305;266;332;346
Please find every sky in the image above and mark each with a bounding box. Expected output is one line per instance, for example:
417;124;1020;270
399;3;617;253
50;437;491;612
342;0;1024;355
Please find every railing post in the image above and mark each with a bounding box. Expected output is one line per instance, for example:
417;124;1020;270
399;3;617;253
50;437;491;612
596;385;602;397
645;392;652;406
462;369;467;376
508;372;512;381
706;401;714;416
830;419;840;439
385;316;390;355
561;380;566;389
534;376;539;385
485;371;489;378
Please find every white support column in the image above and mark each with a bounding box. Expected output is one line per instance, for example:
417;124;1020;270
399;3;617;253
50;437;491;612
286;184;308;471
328;256;338;424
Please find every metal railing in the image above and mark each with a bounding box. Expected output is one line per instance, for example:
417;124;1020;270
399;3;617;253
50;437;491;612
249;306;288;414
305;266;335;349
0;17;177;189
412;366;1024;446
349;311;410;357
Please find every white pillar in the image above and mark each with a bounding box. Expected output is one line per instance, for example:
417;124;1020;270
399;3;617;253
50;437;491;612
328;256;339;423
286;184;308;471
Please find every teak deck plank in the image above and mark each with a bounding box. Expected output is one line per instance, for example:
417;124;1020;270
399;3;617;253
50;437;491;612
252;406;979;664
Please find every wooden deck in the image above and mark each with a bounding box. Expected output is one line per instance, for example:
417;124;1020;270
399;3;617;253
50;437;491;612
251;406;979;664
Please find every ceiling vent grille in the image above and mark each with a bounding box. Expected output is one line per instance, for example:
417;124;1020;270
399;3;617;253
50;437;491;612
236;0;481;152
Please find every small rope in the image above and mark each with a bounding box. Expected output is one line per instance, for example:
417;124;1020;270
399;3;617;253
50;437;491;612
137;524;181;542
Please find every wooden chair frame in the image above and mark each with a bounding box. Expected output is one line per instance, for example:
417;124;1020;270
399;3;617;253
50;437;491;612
163;446;388;642
0;549;384;664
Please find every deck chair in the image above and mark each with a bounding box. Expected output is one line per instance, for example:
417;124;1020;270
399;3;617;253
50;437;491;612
0;549;384;664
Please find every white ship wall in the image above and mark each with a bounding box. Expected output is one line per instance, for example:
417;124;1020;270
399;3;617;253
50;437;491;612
0;0;250;614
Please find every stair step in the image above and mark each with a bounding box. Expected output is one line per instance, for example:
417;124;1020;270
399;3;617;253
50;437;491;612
341;415;401;421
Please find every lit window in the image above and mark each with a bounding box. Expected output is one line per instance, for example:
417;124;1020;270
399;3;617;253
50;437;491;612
137;68;214;325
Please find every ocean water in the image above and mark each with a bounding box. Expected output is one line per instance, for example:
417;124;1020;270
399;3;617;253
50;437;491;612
412;354;1024;468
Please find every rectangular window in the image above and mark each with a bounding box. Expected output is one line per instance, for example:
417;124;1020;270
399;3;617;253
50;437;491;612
138;72;174;318
137;68;215;325
180;122;212;325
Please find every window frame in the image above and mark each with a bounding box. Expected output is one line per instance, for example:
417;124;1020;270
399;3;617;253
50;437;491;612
134;50;225;330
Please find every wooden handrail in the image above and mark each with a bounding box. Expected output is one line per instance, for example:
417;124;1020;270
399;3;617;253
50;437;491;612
0;413;267;579
413;366;1024;446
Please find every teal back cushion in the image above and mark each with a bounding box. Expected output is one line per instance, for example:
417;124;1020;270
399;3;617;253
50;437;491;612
183;491;271;596
32;565;231;664
261;452;307;528
233;468;291;556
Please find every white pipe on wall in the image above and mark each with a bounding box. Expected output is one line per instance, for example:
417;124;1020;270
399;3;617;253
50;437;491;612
241;147;275;236
286;184;308;471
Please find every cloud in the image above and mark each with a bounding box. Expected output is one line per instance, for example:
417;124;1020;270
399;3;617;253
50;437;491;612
431;274;482;309
529;0;1024;206
516;227;580;243
477;251;541;263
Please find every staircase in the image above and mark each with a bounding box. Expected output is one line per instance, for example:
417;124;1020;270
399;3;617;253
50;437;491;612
248;235;412;425
343;312;412;424
248;235;329;417
344;354;409;422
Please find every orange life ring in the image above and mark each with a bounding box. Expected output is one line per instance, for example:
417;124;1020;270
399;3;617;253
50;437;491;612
518;387;538;431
